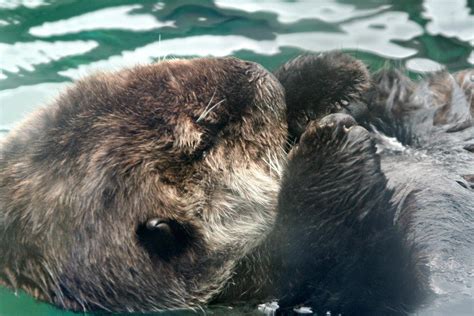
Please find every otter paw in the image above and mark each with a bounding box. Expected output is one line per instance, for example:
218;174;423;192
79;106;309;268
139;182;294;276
296;113;362;150
288;112;377;177
274;51;371;140
318;112;358;133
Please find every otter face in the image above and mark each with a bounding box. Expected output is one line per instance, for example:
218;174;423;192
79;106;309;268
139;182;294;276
0;57;287;311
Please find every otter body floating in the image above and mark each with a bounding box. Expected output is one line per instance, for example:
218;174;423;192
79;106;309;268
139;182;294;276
0;52;472;315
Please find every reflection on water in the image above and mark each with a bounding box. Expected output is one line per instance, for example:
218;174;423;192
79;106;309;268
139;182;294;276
215;0;390;23
0;0;47;10
0;82;67;131
29;5;175;37
0;0;471;133
423;0;474;42
0;40;98;77
57;8;425;80
0;0;473;315
405;57;444;72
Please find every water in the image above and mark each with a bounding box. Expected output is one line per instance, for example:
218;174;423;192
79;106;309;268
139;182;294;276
0;0;473;315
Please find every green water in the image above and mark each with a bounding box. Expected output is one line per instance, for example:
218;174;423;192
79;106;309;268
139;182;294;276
0;0;473;315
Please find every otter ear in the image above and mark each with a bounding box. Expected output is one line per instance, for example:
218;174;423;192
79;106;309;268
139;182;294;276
274;52;371;141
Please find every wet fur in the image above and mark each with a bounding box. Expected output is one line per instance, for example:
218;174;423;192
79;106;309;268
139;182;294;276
0;58;287;311
269;54;473;315
0;52;472;315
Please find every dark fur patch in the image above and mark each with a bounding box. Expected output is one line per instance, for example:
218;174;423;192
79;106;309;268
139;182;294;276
274;52;371;141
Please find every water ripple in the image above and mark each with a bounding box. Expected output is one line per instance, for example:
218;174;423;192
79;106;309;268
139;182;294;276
0;40;98;79
423;0;474;42
215;0;390;24
0;0;47;9
58;10;423;80
29;5;175;37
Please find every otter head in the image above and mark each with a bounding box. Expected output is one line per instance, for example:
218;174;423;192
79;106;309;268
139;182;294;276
0;57;287;312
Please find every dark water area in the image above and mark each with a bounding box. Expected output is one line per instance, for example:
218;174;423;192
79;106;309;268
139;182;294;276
0;0;473;315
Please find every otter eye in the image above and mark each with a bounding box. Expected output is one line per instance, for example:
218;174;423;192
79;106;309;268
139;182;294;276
136;218;190;260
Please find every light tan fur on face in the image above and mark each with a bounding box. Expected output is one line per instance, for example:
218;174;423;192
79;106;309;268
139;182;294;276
173;115;205;154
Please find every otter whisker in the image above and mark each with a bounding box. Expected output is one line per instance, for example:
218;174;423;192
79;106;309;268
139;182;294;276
263;150;284;179
3;267;18;289
156;34;169;63
40;260;67;308
197;98;225;122
262;157;272;172
197;90;216;119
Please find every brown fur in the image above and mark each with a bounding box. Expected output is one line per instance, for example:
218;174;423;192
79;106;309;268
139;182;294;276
1;52;472;315
0;57;287;312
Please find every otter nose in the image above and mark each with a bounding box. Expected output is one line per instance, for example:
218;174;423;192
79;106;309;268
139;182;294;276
146;218;171;233
137;218;194;261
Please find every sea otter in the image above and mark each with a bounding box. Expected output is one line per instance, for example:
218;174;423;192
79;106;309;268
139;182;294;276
0;52;472;315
